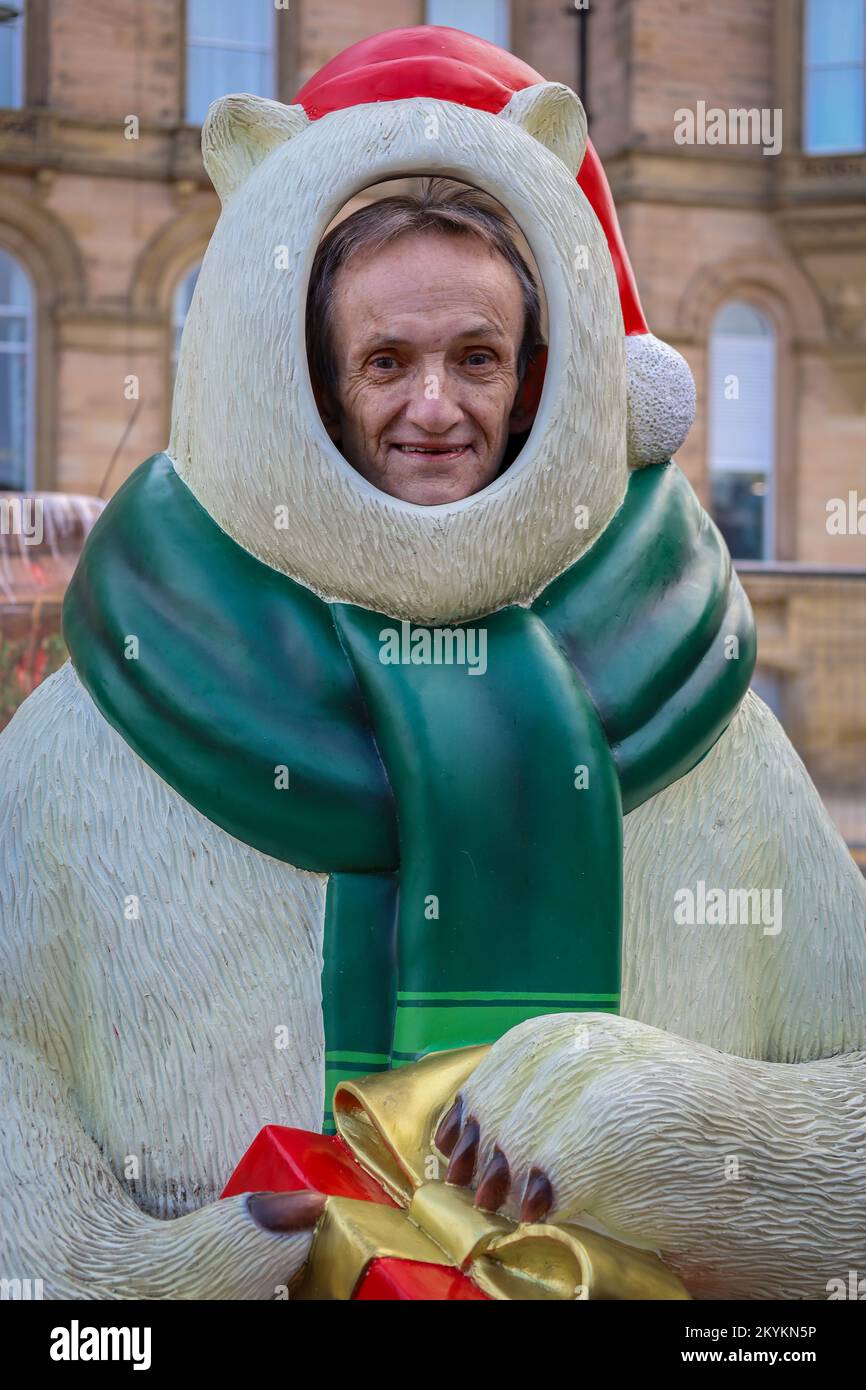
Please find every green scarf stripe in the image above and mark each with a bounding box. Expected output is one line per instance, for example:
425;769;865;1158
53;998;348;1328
325;1050;391;1065
395;1000;619;1011
325;1059;390;1072
397;990;620;1002
62;456;398;873
396;1000;618;1010
393;1004;619;1057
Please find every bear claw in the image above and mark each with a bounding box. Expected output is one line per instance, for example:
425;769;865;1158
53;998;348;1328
434;1096;463;1157
247;1190;327;1233
520;1166;554;1223
474;1147;510;1212
445;1116;480;1185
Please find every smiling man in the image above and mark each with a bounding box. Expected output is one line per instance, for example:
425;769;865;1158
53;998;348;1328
306;179;545;505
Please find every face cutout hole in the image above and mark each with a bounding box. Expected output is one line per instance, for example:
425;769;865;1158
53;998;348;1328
305;175;549;507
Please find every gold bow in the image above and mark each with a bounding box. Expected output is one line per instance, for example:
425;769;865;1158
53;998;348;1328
292;1047;689;1301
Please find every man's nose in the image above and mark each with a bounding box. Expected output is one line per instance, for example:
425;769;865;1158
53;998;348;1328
402;365;464;434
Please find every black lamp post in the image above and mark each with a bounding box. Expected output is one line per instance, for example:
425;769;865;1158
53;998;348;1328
563;2;591;125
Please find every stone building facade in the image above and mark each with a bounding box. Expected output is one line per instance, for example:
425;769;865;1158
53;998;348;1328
0;0;864;849
1;0;863;542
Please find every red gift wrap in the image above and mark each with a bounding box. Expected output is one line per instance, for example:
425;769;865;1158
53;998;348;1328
222;1125;488;1301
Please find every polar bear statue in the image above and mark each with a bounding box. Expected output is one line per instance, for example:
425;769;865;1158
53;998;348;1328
1;30;864;1301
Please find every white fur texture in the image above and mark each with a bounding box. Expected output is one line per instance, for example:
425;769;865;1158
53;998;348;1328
626;332;696;467
0;663;325;1297
170;92;627;623
623;691;866;1061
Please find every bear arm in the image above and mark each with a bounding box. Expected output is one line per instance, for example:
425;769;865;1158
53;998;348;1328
0;1036;312;1299
459;1013;866;1299
0;669;314;1298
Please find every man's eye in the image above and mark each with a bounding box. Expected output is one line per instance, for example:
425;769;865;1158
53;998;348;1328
370;355;399;371
464;351;494;367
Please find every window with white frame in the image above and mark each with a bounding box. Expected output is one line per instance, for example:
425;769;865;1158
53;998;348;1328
0;248;34;491
425;0;510;50
708;301;776;562
171;263;200;381
186;0;275;125
0;1;25;108
803;0;866;152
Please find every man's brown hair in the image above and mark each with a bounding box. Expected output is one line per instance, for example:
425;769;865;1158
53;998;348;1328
305;177;544;395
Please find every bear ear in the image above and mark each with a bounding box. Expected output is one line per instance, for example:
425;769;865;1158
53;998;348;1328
202;93;310;203
499;82;587;177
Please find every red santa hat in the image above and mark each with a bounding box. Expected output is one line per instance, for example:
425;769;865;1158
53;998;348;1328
294;25;695;468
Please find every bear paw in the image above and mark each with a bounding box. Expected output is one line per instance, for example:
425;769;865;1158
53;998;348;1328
430;1012;860;1298
435;1012;692;1244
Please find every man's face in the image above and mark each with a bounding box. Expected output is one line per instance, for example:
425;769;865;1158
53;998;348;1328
316;231;534;506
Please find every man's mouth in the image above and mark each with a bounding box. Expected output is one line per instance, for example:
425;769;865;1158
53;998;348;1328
391;444;472;460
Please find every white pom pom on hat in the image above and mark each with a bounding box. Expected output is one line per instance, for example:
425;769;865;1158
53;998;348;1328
624;333;697;468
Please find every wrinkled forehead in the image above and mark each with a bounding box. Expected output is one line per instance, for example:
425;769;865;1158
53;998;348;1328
326;229;531;349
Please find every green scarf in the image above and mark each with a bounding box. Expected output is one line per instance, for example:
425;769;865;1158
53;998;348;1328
63;455;755;1130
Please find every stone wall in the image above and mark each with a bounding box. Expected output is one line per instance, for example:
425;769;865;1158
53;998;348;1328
739;565;866;865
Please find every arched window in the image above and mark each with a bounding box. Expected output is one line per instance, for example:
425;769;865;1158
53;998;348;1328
425;1;510;49
171;262;200;380
803;0;866;153
0;248;34;490
186;0;275;125
708;301;776;561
